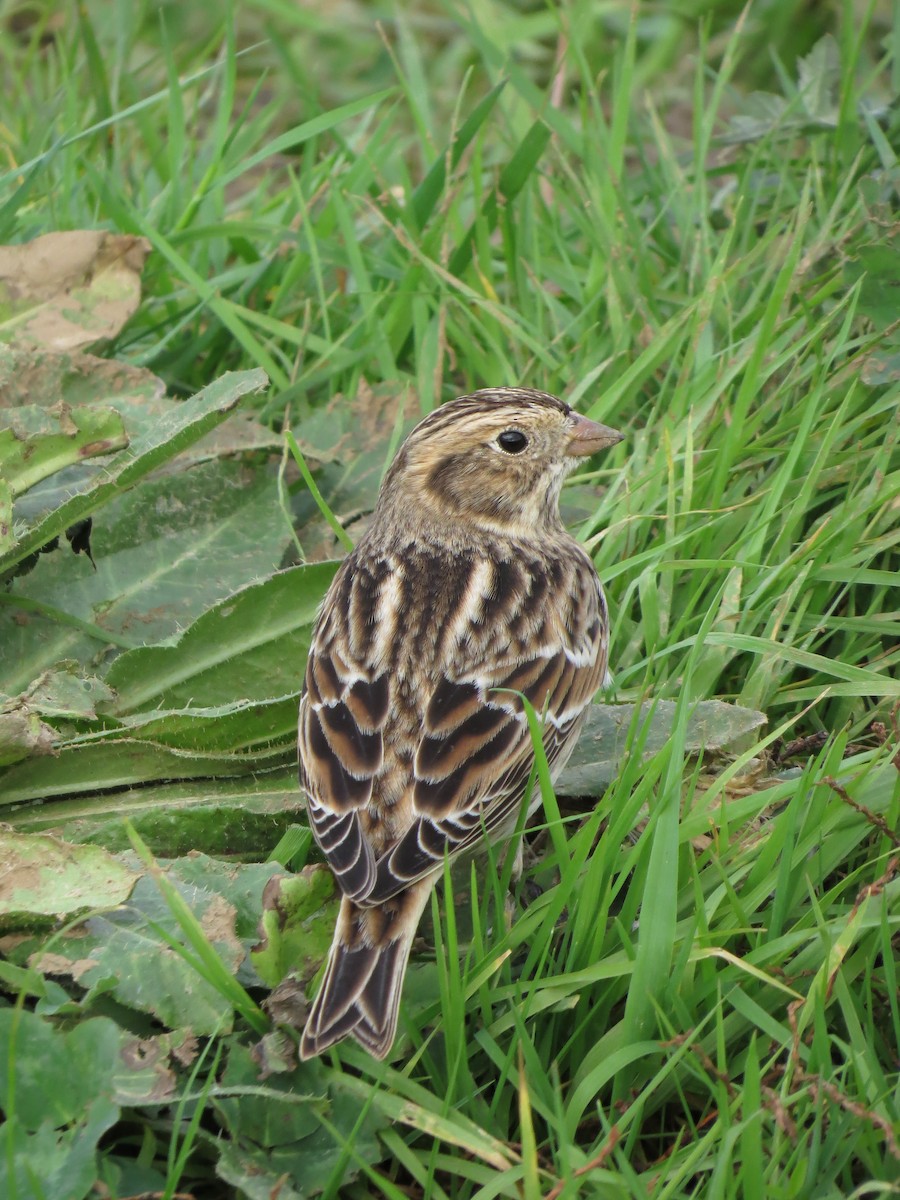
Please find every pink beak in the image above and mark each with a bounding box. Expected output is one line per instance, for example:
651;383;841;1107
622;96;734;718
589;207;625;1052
566;413;624;457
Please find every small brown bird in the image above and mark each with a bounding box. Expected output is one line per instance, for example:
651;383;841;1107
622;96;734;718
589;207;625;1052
297;388;622;1060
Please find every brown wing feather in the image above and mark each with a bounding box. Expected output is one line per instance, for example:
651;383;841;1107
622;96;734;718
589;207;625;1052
299;542;607;907
299;561;393;901
368;631;605;903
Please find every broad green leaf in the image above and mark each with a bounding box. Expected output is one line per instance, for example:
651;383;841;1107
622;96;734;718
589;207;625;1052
251;865;338;988
723;91;788;143
0;1010;182;1200
115;695;299;753
0;405;128;498
0;1108;119;1200
103;560;338;713
0;831;137;929
11;858;284;1032
214;1044;387;1196
160;853;285;948
0;345;164;534
846;243;900;329
0;1010;122;1129
0;478;11;555
23;892;233;1035
0;740;292;809
556;700;767;796
0;366;268;575
0;1011;179;1199
0;1016;123;1200
215;1043;323;1145
0;662;114;767
3;767;300;857
3;352;277;522
1;457;297;695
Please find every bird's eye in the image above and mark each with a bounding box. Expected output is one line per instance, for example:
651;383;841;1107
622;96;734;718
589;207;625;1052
497;429;528;454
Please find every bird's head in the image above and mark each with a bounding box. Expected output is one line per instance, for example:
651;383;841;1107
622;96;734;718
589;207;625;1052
375;388;623;538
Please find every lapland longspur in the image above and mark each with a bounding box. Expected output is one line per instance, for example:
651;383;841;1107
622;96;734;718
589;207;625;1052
298;387;622;1060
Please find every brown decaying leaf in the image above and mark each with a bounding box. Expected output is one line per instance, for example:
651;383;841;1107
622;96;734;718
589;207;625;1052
0;231;151;352
0;698;56;764
0;348;165;412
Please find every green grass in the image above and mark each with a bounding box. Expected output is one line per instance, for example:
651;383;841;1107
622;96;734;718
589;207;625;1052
1;0;899;1197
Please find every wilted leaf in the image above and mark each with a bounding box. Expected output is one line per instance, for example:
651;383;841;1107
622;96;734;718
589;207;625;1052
0;698;56;767
21;663;115;719
11;857;283;1030
251;1028;299;1078
0;831;138;928
556;700;767;796
0;345;164;414
861;343;900;384
252;866;338;988
0;231;150;352
115;1034;180;1104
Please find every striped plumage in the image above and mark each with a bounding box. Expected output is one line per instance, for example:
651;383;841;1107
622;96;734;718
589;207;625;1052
298;388;622;1060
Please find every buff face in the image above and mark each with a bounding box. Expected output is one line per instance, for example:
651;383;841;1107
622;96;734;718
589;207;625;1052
378;389;622;536
297;387;623;1060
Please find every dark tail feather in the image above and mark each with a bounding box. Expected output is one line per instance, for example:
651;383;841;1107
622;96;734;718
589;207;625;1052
299;879;433;1060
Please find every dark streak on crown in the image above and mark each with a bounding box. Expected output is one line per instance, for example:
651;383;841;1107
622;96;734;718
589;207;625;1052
410;388;571;444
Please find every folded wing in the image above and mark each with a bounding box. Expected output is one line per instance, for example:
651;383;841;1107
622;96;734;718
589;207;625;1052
299;546;607;907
